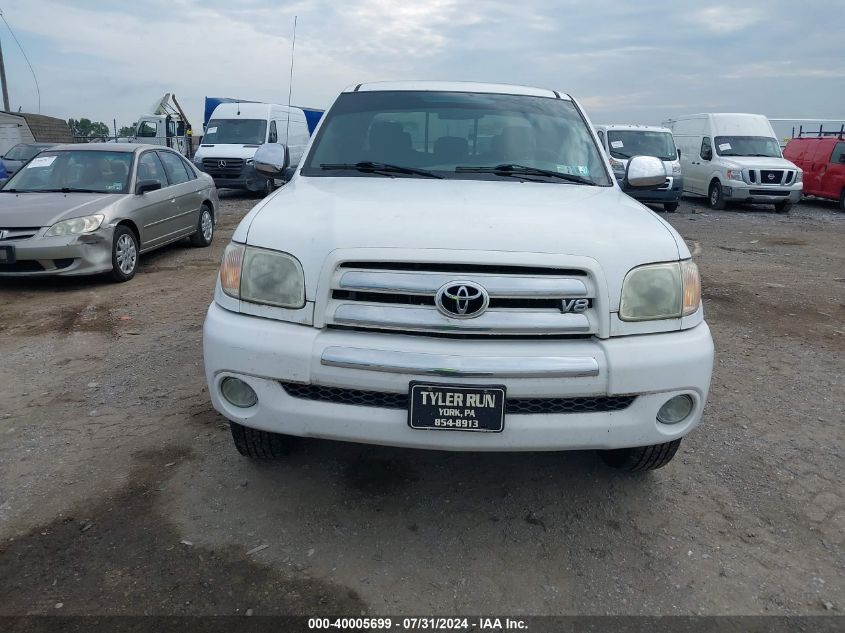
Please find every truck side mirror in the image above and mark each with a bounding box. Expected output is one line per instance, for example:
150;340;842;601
254;143;290;178
626;155;666;189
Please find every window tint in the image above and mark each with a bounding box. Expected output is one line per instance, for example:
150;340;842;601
269;120;278;143
136;121;158;138
831;142;845;164
303;91;610;184
137;151;167;184
158;151;190;185
700;137;712;160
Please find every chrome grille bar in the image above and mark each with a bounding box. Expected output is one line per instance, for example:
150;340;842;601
338;271;588;298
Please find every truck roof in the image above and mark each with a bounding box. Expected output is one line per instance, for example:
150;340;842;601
346;81;570;100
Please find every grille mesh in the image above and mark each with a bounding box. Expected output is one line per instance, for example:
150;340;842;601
281;382;635;415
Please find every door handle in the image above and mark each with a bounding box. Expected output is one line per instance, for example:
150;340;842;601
170;198;176;203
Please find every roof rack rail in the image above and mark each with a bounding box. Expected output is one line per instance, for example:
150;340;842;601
791;123;845;140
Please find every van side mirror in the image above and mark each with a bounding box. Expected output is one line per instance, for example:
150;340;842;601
677;149;682;159
701;148;712;161
136;179;162;194
254;143;290;178
626;155;666;189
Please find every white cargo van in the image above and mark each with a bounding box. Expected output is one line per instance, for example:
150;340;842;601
193;103;310;194
665;113;802;212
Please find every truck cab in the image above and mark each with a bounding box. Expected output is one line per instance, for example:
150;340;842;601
133;115;191;157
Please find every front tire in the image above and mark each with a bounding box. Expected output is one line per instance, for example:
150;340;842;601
774;201;793;214
598;439;682;472
189;204;214;247
708;181;726;210
230;421;293;459
109;225;138;282
664;201;679;213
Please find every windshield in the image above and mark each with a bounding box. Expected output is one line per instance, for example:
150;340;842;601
302;91;610;185
607;130;676;161
1;150;133;194
4;144;46;161
203;119;267;145
715;136;781;158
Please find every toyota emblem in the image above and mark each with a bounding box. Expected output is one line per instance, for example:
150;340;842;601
218;160;227;168
435;282;489;319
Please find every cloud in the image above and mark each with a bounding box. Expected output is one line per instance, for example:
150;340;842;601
686;6;765;34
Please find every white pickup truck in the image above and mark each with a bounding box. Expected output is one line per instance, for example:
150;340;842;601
203;81;714;472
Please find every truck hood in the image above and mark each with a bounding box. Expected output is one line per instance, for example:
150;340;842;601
719;156;799;170
194;144;261;161
0;192;122;228
241;176;686;307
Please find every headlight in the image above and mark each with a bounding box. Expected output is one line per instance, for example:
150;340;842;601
219;242;305;308
45;214;104;237
620;260;700;321
671;161;682;175
796;170;803;183
726;169;744;182
609;159;625;174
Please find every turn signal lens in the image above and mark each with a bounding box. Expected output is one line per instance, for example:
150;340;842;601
681;260;701;316
220;242;245;298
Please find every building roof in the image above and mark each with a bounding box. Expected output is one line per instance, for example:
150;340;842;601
1;112;74;143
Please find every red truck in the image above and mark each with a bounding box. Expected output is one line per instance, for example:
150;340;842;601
783;127;845;210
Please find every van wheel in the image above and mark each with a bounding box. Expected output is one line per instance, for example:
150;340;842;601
774;201;793;214
229;421;294;459
598;439;682;472
109;226;139;282
664;201;679;213
189;204;214;247
708;181;726;210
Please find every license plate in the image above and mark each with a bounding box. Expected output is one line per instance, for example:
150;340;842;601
408;382;506;433
0;245;15;264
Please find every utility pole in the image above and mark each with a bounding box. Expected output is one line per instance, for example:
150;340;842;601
0;38;10;112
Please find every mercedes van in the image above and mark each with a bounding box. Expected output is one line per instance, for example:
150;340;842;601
193;103;310;194
666;113;802;212
595;125;682;212
203;81;714;472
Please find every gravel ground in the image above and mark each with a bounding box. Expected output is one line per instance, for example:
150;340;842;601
0;191;842;616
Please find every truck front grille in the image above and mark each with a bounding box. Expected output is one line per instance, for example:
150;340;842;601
325;262;599;337
281;382;635;414
202;158;244;177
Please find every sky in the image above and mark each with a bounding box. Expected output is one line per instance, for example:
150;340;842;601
0;0;843;136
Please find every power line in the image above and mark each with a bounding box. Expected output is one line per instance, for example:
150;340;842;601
0;8;41;113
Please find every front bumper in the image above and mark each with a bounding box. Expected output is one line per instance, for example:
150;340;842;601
722;182;802;204
203;303;714;452
624;176;683;204
200;163;268;192
0;228;114;277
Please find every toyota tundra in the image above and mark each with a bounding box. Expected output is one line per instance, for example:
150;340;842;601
203;81;714;471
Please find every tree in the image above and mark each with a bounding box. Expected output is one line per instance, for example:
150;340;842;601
67;118;111;140
118;123;136;137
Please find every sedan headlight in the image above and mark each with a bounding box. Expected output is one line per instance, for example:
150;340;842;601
45;214;104;237
219;242;305;308
620;260;700;321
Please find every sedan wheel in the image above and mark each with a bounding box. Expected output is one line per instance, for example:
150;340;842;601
190;205;214;247
109;226;139;282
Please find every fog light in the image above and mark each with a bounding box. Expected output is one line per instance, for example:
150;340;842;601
657;394;694;424
220;377;258;408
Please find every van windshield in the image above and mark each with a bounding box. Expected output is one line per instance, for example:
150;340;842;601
715;136;781;158
607;130;677;161
204;119;267;145
301;90;611;185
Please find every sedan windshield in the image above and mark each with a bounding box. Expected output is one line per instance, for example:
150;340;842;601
1;150;133;194
203;119;267;145
715;136;782;158
607;130;677;161
302;91;610;185
4;144;47;161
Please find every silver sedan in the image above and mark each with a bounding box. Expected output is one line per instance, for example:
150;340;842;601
0;143;219;281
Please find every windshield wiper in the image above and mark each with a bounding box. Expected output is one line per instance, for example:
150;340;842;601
455;164;595;185
320;162;443;179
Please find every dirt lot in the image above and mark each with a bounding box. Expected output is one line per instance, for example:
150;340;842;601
0;193;842;617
